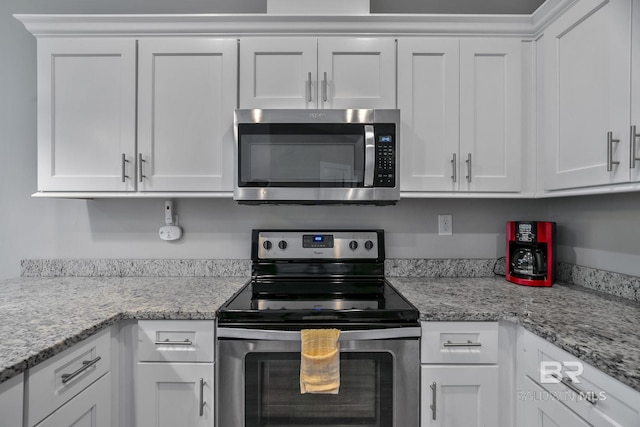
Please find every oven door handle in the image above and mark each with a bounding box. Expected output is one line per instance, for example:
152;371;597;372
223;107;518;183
363;125;376;188
216;327;421;341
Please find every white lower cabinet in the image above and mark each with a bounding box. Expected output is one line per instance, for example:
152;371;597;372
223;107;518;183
36;372;112;427
0;373;24;427
136;320;215;427
520;375;592;427
421;322;501;427
26;327;113;427
421;365;499;427
516;327;640;427
136;363;214;427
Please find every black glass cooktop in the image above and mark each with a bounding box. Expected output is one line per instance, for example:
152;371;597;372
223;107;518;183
216;278;419;329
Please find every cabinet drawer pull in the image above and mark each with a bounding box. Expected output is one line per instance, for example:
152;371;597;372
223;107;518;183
61;356;101;384
552;373;598;405
121;154;129;182
321;71;328;103
451;153;457;183
430;382;437;420
465;153;472;182
154;338;193;346
199;378;206;417
443;340;482;347
607;131;620;171
631;125;640;168
307;72;312;103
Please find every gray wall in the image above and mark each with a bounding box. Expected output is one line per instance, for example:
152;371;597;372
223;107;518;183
0;0;637;280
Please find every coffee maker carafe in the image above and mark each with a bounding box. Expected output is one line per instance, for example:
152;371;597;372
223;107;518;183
506;221;556;287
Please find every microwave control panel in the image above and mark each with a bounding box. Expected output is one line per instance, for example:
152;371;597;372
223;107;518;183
374;124;396;187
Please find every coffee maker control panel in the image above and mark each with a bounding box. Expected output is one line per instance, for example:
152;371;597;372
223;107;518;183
516;222;536;243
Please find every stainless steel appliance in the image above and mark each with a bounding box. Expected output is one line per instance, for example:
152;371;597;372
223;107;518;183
234;109;400;205
216;230;420;427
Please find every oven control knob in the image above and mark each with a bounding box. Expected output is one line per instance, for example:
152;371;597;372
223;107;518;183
278;240;288;250
349;240;358;251
263;240;273;251
364;240;374;251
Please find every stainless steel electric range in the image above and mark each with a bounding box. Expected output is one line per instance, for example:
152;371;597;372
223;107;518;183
216;229;420;427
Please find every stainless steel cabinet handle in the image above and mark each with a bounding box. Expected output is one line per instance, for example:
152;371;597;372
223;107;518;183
607;131;620;171
61;356;101;384
465;153;472;182
199;378;206;416
307;72;312;103
443;340;482;347
631;125;640;168
451;153;457;182
121;154;129;182
364;125;375;187
138;153;146;182
154;338;193;346
552;373;598;405
321;71;328;103
430;382;437;420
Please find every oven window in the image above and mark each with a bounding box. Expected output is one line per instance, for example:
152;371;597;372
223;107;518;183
238;123;365;187
245;352;393;427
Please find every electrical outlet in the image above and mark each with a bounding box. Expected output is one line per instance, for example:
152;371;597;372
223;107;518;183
438;214;453;235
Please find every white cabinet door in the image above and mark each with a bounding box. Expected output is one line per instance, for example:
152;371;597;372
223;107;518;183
240;37;396;109
36;373;112;427
137;38;237;192
421;365;499;427
0;373;23;427
459;38;522;192
37;38;136;192
137;363;214;427
518;376;592;427
318;38;396;109
541;0;632;190
631;0;640;181
397;38;460;191
239;38;317;109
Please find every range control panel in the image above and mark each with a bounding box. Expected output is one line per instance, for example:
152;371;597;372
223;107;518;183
374;124;396;187
256;230;381;260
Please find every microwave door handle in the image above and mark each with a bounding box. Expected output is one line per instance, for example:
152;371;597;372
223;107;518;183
364;125;375;187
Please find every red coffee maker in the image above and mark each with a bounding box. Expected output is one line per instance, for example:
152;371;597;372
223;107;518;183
506;221;556;287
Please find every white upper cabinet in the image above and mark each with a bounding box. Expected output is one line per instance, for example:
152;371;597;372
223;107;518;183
397;38;460;192
37;38;136;192
398;37;522;193
137;38;237;192
460;38;522;192
239;38;317;109
631;0;640;182
540;0;633;191
239;37;396;109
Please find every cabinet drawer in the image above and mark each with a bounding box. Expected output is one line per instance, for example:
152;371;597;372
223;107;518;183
138;320;214;362
520;329;640;427
26;327;112;427
421;322;499;364
35;372;112;427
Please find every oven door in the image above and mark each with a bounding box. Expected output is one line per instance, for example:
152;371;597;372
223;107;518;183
217;327;420;427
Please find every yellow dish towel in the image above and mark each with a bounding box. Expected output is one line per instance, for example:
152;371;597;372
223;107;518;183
300;329;341;394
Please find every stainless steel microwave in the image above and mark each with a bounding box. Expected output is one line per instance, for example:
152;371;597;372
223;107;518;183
234;109;400;205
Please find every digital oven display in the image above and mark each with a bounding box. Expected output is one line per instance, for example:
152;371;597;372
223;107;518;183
379;135;393;143
302;234;334;248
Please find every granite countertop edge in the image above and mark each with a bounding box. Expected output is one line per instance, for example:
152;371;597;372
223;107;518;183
1;276;638;394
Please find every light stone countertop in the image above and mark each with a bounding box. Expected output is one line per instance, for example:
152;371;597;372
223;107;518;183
1;276;639;393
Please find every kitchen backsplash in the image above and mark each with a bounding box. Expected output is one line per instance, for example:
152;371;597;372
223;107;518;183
20;259;640;303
